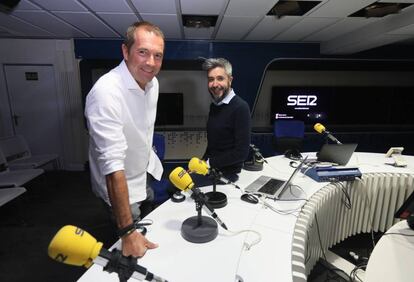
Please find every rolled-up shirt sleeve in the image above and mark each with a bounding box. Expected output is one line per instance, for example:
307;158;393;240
86;88;127;176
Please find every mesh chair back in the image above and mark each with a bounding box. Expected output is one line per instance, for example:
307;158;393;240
274;120;305;139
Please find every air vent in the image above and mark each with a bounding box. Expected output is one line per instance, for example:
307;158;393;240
182;15;218;28
0;0;20;13
349;2;412;18
267;1;321;17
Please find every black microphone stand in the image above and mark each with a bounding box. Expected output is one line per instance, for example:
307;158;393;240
181;194;218;243
205;169;228;209
101;248;167;282
244;145;264;171
171;190;186;203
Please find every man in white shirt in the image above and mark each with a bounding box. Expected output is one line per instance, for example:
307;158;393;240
85;21;164;257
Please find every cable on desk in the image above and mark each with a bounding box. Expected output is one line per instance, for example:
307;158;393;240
224;229;262;250
333;182;352;210
258;197;301;217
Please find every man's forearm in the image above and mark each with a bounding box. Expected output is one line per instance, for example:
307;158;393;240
105;170;134;228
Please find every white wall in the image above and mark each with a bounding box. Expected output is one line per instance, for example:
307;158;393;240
0;38;87;170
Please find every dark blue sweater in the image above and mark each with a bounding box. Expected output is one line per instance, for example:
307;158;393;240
204;95;251;174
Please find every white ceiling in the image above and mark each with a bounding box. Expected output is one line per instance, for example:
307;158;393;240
1;0;414;54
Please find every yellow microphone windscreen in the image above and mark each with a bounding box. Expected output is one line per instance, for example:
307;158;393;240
188;157;209;176
314;123;326;134
48;225;103;268
169;167;194;191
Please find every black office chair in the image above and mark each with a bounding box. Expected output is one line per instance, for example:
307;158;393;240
273;120;305;159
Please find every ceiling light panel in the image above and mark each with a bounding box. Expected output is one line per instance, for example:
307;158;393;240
80;0;132;13
215;16;259;40
12;10;88;37
0;12;54;36
140;14;182;39
275;17;339;41
304;17;380;41
131;0;176;14
97;13;139;36
53;11;119;37
245;16;302;40
180;0;225;15
310;0;374;17
225;0;276;17
31;0;87;12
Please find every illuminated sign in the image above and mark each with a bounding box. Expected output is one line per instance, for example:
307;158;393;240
287;95;317;109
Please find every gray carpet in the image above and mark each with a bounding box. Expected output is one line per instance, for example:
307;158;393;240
0;171;116;282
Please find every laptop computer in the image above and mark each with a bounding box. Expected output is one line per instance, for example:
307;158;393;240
244;156;308;199
317;143;358;166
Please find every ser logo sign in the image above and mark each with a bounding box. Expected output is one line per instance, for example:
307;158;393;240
287;95;317;110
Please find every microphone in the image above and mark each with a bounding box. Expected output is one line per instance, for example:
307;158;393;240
188;157;240;189
249;144;267;164
48;225;167;282
169;167;228;230
313;123;342;144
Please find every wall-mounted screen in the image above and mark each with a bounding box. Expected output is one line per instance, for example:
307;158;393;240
155;93;184;126
271;86;414;125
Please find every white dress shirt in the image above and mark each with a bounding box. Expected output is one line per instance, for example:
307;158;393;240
85;60;163;205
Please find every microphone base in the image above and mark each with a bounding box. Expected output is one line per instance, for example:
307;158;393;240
181;216;218;243
171;192;186;203
243;160;264;171
205;191;227;209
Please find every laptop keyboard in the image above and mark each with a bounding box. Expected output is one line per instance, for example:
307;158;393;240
258;179;284;195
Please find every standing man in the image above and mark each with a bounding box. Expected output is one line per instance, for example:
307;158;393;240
202;58;251;181
85;21;164;257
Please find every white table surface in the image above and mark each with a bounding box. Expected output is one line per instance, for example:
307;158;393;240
78;152;414;282
365;220;414;282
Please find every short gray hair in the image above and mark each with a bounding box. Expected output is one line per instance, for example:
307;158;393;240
202;58;232;77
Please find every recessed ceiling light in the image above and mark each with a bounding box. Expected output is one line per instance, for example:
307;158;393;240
267;1;321;18
182;15;218;28
349;2;412;18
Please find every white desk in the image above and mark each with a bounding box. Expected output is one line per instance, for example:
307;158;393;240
365;220;414;282
78;153;414;282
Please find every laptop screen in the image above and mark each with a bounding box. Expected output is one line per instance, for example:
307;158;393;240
317;143;357;165
275;156;308;198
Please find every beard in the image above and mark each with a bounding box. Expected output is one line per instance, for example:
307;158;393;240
209;85;231;104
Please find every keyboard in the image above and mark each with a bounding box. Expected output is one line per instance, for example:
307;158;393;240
258;179;284;195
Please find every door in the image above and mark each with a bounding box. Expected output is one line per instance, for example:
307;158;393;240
4;64;63;158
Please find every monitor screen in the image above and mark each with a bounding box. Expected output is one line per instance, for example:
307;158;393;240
155;93;184;126
271;86;329;124
271;86;414;125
